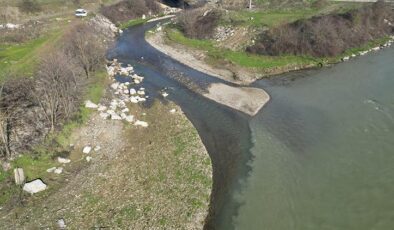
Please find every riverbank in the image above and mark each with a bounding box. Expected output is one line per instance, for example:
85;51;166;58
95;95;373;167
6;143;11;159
0;99;211;229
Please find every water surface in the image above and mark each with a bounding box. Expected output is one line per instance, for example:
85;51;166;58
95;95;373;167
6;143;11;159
231;47;394;230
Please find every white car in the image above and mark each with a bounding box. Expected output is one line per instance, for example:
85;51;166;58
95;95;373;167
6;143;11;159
75;9;88;17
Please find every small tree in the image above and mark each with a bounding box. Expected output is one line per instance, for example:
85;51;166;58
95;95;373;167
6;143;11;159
33;51;80;133
0;78;35;159
18;0;41;13
64;23;106;78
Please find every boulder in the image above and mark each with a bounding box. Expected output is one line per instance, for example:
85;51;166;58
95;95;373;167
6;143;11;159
125;115;135;123
111;82;119;90
85;100;98;109
23;179;47;194
130;96;139;104
83;146;92;154
99;112;110;119
46;167;56;173
54;167;63;174
86;156;93;162
57;218;66;229
111;113;122;120
57;157;71;164
14;168;25;185
129;88;137;95
97;105;107;112
134;120;149;128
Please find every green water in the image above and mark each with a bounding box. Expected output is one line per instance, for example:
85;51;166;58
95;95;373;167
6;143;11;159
231;48;394;230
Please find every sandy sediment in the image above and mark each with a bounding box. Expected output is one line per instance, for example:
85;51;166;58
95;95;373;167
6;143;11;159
146;31;271;116
204;83;270;116
146;30;238;83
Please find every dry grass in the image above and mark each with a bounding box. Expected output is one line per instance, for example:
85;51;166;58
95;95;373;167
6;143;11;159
0;101;212;229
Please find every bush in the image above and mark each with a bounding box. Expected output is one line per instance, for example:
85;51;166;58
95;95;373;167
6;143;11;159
18;0;41;13
177;8;221;39
100;0;161;24
247;1;394;57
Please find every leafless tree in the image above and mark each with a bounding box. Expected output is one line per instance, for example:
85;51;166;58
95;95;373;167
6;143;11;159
0;78;35;159
32;51;80;133
63;23;106;78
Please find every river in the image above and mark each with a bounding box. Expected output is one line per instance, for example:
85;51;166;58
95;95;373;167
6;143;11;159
111;22;394;229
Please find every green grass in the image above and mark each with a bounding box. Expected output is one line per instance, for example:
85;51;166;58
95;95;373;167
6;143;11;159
119;18;149;30
56;70;107;146
0;30;62;78
226;9;317;27
166;28;318;69
11;154;54;181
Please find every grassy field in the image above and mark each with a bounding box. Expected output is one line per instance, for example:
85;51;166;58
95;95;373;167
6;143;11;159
166;27;318;69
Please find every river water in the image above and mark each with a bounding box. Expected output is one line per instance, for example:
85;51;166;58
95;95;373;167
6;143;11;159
113;22;394;229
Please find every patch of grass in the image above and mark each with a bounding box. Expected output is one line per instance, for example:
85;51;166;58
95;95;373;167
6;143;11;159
227;9;317;27
11;153;54;181
166;27;318;69
119;18;149;29
56;70;108;146
0;30;62;78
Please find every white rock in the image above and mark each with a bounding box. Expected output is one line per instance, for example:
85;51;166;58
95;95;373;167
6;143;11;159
14;168;25;185
170;109;176;113
121;113;127;119
134;120;149;127
54;167;63;174
162;92;169;97
23;179;47;194
129;88;137;95
86;156;93;162
130;97;139;104
122;108;130;113
85;100;98;109
137;97;146;102
111;82;119;90
57;219;66;229
94;146;101;152
372;47;380;51
46;167;56;173
137;90;145;96
123;89;130;94
134;79;141;84
99;112;110;119
97;105;107;111
111;113;122;120
58;157;71;164
83;146;92;154
125;115;135;123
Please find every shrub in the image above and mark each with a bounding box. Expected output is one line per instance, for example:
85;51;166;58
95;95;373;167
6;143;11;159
247;1;394;57
100;0;162;24
18;0;41;13
177;8;221;39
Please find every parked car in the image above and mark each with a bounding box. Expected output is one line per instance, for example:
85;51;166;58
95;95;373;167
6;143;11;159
75;9;88;17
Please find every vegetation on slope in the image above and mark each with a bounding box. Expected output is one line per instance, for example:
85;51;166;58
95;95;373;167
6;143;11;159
248;1;394;57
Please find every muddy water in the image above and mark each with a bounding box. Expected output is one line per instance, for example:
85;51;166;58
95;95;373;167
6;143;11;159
112;22;394;230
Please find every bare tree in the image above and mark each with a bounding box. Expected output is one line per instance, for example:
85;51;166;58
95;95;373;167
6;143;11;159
32;51;80;133
0;78;35;159
63;23;106;78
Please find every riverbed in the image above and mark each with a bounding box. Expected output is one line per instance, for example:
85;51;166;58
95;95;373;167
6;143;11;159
112;21;394;229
